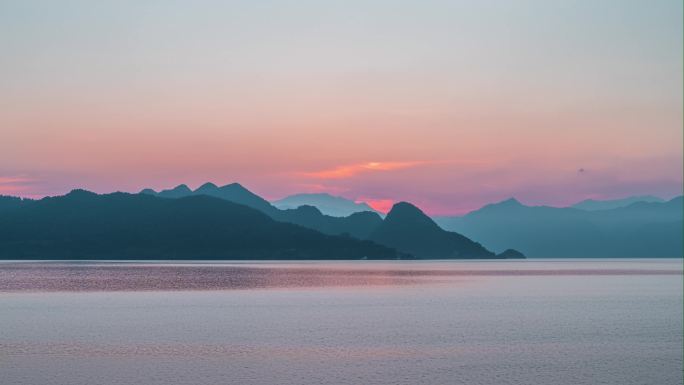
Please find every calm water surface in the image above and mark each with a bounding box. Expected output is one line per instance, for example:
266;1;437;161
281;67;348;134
1;259;682;385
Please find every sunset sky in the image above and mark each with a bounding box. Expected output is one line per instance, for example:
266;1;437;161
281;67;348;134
1;0;682;215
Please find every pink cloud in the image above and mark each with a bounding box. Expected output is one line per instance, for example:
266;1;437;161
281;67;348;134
0;177;33;184
0;176;35;195
301;161;428;179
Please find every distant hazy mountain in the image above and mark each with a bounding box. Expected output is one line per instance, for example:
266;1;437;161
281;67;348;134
273;193;379;217
369;202;520;259
571;195;665;211
0;190;401;260
434;196;683;258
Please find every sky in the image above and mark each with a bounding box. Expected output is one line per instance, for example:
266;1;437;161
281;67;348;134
1;0;682;215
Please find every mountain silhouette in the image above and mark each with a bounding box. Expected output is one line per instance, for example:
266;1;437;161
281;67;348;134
142;182;277;215
141;183;380;238
369;202;512;259
5;182;676;259
273;193;379;217
274;205;384;239
435;196;683;258
0;195;32;212
496;249;526;259
0;190;403;260
139;183;521;258
156;184;192;198
571;195;665;211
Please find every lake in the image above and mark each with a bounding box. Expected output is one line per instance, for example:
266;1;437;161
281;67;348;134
0;259;682;385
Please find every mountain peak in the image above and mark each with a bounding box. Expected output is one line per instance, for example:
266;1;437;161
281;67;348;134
371;201;497;259
496;249;526;259
384;202;438;228
196;182;218;192
387;201;425;217
220;182;247;190
499;197;522;206
292;204;323;216
65;189;98;199
151;184;193;198
477;197;523;212
172;184;191;192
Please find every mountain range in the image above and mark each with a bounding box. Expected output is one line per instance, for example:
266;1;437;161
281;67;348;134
266;191;682;258
3;182;679;259
369;202;499;259
140;183;508;259
0;190;399;260
272;192;672;217
142;183;382;239
570;195;665;211
0;183;517;260
434;197;683;258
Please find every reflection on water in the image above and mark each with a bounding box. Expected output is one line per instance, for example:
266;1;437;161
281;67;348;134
0;260;681;292
1;341;506;359
1;260;682;385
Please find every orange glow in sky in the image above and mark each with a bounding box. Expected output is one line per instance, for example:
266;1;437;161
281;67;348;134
359;199;395;214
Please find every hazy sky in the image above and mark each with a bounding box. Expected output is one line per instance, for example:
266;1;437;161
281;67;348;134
1;0;682;214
